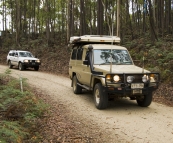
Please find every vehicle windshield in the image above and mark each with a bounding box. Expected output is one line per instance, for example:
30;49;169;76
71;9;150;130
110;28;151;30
19;52;34;57
93;49;133;65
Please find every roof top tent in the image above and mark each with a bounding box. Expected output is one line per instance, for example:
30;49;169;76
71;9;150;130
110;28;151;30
69;35;121;45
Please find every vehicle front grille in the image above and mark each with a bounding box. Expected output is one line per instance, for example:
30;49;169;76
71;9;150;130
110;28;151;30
28;60;35;63
125;74;144;83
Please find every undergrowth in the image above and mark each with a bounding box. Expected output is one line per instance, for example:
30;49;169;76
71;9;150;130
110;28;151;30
125;37;173;84
0;69;48;143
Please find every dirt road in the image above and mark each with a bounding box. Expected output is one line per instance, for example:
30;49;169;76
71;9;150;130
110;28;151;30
0;65;173;143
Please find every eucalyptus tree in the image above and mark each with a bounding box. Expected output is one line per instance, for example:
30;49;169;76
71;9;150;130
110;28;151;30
1;0;173;46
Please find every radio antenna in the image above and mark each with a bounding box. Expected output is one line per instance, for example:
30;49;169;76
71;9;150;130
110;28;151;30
142;56;144;73
110;22;113;73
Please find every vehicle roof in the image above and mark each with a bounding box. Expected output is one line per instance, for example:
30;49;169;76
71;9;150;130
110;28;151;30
82;44;127;50
9;50;30;53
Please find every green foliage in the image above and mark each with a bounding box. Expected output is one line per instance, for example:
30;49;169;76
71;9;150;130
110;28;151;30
165;53;173;60
5;69;11;75
0;71;48;142
125;38;173;83
0;121;28;143
155;40;163;48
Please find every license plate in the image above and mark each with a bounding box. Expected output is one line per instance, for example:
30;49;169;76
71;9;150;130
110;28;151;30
131;83;144;89
133;89;142;94
32;63;35;65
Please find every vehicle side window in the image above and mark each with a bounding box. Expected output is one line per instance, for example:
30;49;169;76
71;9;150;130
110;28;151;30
71;49;77;60
77;48;83;60
14;52;18;57
85;51;89;61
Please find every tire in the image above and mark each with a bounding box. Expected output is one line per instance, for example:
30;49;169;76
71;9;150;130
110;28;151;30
19;63;24;71
34;66;39;71
94;83;108;110
130;97;136;100
136;92;153;107
72;75;82;94
8;61;13;69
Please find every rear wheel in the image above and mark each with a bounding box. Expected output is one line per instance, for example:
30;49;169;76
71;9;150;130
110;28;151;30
19;63;24;71
72;75;82;94
94;83;108;109
136;92;153;107
8;61;13;69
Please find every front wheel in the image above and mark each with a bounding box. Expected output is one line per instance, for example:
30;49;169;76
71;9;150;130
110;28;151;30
136;92;153;107
19;63;24;71
94;83;108;110
34;66;39;71
72;75;82;94
8;61;13;69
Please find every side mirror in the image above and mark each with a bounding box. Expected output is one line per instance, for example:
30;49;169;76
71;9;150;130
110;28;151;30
83;60;89;65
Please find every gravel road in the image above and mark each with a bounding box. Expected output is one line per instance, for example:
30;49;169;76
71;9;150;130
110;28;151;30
0;65;173;143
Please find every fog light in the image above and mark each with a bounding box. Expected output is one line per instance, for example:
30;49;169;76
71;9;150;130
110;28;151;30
127;76;134;83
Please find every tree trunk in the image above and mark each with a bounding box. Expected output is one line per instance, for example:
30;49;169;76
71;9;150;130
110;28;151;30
69;0;74;37
15;0;21;46
117;0;120;37
126;1;134;40
148;0;158;42
97;0;103;35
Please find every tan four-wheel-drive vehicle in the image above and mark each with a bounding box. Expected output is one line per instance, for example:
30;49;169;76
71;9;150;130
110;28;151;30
68;35;160;109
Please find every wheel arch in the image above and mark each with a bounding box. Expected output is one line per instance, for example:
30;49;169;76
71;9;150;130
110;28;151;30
71;72;76;87
18;61;22;66
92;78;102;91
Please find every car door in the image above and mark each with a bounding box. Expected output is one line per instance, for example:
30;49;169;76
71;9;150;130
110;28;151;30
73;46;83;84
80;48;91;86
10;52;16;65
13;52;19;66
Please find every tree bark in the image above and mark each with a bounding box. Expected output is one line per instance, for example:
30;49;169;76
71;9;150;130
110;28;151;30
97;0;103;35
148;0;158;42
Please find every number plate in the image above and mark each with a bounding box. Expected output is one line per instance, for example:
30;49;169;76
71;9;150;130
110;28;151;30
131;83;144;89
133;89;142;94
32;63;35;65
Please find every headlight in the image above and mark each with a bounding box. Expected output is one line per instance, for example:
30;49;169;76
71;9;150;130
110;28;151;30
142;75;149;83
36;60;40;63
127;76;134;83
106;74;121;83
113;75;120;82
24;60;28;62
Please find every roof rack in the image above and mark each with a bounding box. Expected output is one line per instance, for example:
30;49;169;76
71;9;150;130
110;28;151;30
69;35;120;44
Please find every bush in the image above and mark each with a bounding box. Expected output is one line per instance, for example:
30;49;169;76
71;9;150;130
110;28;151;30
0;70;48;142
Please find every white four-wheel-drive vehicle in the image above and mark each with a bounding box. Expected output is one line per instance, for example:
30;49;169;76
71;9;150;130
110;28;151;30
68;35;160;110
7;50;41;71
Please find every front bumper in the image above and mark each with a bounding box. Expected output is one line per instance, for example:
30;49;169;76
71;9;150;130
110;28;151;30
104;84;158;96
23;62;41;67
104;73;160;96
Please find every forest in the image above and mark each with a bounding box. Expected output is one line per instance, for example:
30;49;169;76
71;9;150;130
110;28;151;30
0;0;173;82
0;0;172;44
0;0;173;142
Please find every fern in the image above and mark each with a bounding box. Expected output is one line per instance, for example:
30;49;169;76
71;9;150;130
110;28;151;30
0;71;48;142
0;121;29;143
